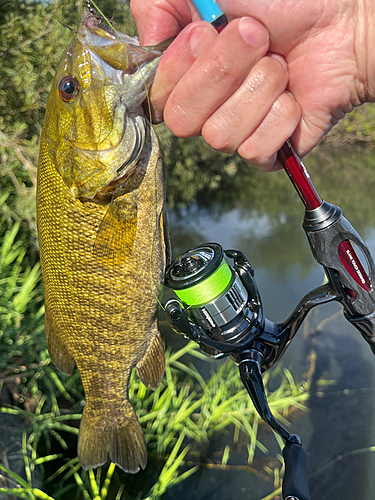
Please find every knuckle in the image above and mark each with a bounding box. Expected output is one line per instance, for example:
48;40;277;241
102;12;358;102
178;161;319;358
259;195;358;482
237;140;258;162
237;140;276;171
164;101;197;138
262;69;284;93
272;92;301;126
267;55;289;77
202;122;233;153
209;49;239;86
255;57;288;92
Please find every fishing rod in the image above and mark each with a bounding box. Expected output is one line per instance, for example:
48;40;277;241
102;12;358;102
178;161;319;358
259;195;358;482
163;2;375;500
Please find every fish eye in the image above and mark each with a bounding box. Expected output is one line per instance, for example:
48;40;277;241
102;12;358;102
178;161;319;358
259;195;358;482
58;76;80;102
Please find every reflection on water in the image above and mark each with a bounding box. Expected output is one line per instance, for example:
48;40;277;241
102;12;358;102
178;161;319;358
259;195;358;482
162;145;375;500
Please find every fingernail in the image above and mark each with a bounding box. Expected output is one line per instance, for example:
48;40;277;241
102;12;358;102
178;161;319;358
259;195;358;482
190;26;216;58
269;53;289;72
285;90;295;99
238;17;269;48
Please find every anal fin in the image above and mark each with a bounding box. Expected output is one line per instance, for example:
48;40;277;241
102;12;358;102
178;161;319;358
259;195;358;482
136;327;165;390
45;304;75;376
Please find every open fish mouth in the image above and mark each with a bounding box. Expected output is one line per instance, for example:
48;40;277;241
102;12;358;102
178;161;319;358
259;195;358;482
64;10;170;202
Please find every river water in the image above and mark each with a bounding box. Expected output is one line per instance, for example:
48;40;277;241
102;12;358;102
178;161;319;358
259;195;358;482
159;145;375;500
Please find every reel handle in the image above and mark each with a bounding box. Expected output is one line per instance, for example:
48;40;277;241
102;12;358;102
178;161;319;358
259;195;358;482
282;443;311;500
239;349;310;500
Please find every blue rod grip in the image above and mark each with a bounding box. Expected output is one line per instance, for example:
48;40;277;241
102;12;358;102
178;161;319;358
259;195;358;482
191;0;224;23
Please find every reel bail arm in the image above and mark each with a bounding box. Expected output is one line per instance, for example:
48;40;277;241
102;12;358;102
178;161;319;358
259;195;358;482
261;283;340;371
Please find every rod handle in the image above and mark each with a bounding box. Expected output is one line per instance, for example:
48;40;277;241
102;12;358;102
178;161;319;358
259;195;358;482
282;443;311;500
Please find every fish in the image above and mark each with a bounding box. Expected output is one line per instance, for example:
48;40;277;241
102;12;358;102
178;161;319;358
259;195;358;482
37;10;171;473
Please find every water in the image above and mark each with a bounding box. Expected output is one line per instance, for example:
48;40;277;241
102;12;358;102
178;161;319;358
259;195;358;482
160;146;375;500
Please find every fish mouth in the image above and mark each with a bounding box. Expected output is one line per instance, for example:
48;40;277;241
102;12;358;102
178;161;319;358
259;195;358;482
80;10;117;38
79;11;134;73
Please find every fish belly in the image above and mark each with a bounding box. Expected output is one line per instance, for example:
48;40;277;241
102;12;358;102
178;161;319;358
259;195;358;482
37;131;165;473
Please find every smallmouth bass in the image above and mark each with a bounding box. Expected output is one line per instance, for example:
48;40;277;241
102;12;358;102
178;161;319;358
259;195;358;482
37;10;171;473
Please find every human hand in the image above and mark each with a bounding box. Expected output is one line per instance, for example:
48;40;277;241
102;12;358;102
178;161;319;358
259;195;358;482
131;0;374;171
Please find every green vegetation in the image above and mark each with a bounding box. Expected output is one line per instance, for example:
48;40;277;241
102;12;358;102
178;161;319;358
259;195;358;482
2;0;375;498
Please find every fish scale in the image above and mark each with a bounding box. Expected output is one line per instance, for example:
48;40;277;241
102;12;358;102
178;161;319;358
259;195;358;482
37;11;170;473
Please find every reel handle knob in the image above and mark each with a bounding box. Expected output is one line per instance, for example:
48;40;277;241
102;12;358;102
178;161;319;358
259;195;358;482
282;443;311;500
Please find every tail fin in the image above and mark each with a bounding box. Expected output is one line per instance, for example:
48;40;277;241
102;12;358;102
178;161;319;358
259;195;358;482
77;402;147;473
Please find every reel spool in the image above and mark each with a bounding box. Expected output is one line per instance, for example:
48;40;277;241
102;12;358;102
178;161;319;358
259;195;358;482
164;243;264;356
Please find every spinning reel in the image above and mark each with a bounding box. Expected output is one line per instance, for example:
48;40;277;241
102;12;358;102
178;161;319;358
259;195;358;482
164;243;323;500
164;218;375;500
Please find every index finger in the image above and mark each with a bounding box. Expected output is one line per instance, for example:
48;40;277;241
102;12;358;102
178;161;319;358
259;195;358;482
130;0;199;45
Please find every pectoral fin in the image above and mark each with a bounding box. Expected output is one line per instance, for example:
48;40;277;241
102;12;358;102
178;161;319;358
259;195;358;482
94;199;137;265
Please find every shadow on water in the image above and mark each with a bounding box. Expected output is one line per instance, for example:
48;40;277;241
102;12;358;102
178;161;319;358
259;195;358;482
161;143;375;499
304;316;375;500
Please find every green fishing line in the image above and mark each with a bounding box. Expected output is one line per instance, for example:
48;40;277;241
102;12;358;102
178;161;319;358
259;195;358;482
174;260;232;307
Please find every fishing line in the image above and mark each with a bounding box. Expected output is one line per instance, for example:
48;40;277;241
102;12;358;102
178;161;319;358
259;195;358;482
149;156;166;311
130;41;162;307
129;38;156;305
173;259;232;308
88;0;162;307
86;0;155;129
119;18;164;308
87;0;113;28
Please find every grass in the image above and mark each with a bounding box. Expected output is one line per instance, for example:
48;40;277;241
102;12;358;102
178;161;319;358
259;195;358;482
0;343;312;499
0;195;313;499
